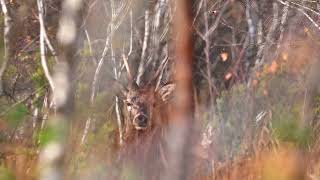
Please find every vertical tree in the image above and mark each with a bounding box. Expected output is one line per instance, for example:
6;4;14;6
0;0;12;95
165;0;195;179
38;0;83;179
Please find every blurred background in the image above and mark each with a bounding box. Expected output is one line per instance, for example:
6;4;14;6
0;0;320;179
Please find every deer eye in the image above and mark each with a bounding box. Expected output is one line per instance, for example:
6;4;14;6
125;101;132;106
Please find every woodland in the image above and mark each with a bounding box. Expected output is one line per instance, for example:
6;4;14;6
1;0;320;180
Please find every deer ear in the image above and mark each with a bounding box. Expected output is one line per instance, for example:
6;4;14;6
158;83;175;102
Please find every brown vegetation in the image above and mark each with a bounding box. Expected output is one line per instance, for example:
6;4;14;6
1;0;320;180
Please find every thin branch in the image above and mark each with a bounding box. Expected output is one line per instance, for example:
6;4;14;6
203;0;217;109
43;30;59;63
136;10;150;85
111;37;124;146
122;54;132;79
128;10;133;56
37;0;55;93
277;0;320;31
84;28;96;65
204;0;230;37
276;1;289;56
256;2;280;66
299;8;320;30
277;0;320;16
81;0;131;145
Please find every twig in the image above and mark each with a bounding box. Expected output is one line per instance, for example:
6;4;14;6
110;0;124;146
277;0;320;31
43;30;59;63
203;0;217;109
37;0;55;93
205;0;230;37
298;8;320;30
276;1;289;56
136;10;150;85
255;2;280;66
84;29;96;65
111;43;124;145
81;0;131;145
277;0;320;16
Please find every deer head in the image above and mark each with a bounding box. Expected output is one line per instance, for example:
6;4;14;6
122;81;175;131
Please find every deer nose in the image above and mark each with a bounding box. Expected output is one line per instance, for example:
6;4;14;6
134;114;148;128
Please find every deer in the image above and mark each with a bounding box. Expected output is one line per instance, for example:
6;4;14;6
112;57;176;179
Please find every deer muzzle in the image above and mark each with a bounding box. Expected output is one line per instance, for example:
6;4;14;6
133;114;148;130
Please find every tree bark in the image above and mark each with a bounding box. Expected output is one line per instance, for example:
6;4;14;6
38;0;83;179
0;0;13;95
164;0;195;179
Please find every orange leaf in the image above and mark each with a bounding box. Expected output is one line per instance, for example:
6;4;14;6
252;79;259;88
220;52;228;62
263;89;268;96
224;72;232;80
268;61;278;74
256;71;261;78
281;52;288;61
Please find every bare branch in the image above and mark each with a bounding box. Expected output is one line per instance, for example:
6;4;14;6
44;30;59;63
256;2;280;66
298;8;320;30
277;0;320;31
277;0;320;16
84;28;96;65
276;1;289;55
205;0;230;38
136;10;150;85
37;0;55;93
122;54;132;79
81;0;132;145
